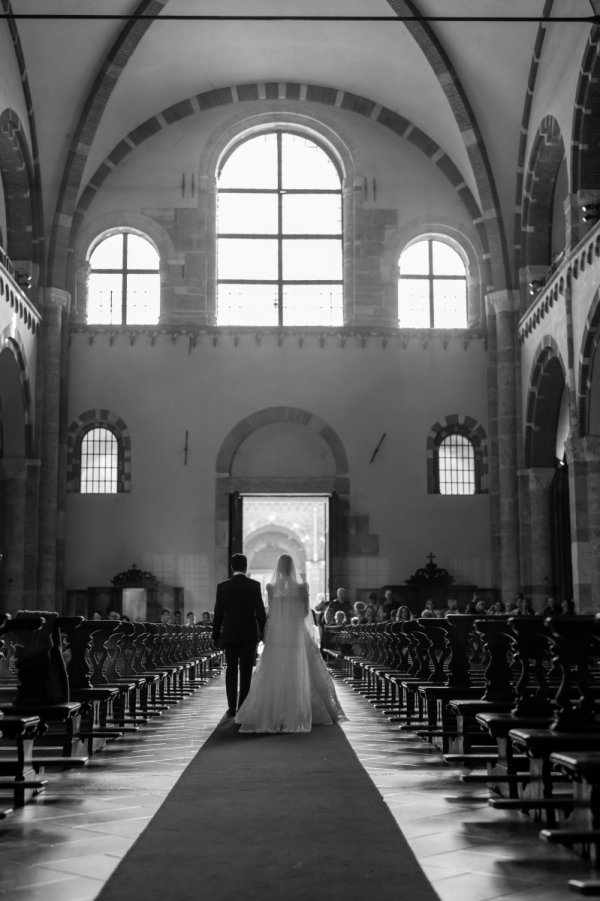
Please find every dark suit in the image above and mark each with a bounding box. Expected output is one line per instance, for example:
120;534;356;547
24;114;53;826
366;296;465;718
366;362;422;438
213;573;266;712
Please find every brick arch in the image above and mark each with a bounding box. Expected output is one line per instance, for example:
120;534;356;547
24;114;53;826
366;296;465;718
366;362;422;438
573;25;600;194
524;337;568;467
0;328;33;456
512;0;556;275
385;0;508;290
578;287;600;436
66;409;132;492
521;116;567;270
216;406;349;476
0;109;37;263
48;0;169;288
426;414;488;494
69;83;488;289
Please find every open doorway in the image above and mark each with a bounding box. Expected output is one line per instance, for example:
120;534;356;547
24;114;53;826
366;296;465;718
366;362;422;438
238;495;329;605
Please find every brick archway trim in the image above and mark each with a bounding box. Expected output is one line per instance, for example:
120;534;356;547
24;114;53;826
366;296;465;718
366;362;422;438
521;115;566;269
215;405;349;477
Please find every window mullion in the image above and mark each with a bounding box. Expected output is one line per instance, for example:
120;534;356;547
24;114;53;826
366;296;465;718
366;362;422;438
428;238;435;328
122;232;128;324
277;132;284;327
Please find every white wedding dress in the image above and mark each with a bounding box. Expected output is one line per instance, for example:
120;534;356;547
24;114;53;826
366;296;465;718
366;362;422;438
235;580;346;733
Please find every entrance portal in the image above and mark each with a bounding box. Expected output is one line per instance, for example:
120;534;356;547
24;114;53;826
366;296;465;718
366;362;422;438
242;495;329;603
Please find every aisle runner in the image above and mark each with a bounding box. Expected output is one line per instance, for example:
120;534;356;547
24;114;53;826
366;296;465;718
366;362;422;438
96;717;440;901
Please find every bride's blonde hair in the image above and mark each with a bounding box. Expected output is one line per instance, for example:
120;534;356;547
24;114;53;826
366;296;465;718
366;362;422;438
271;553;298;585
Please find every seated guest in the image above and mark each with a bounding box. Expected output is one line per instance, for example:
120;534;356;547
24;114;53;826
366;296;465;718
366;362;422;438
562;598;575;614
186;611;196;626
353;601;366;623
394;606;412;622
91;610;103;620
106;607;121;621
363;604;377;624
422;598;438;617
201;611;212;624
487;600;506;614
510;593;535;615
173;610;183;625
466;596;488;614
441;597;460;616
324;587;352;624
333;610;347;625
420;608;436;618
160;608;172;624
542;596;562;617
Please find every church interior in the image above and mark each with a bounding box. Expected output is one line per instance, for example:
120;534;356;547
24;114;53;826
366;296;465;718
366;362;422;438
2;1;600;899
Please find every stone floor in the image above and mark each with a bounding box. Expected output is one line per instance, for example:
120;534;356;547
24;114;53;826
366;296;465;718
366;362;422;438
0;669;596;900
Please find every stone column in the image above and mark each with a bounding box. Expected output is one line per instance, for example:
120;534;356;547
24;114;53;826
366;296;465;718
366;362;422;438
518;466;555;611
565;436;600;613
38;287;70;610
486;289;521;600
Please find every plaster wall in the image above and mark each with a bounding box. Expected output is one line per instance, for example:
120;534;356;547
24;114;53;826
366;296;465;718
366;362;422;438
65;331;490;609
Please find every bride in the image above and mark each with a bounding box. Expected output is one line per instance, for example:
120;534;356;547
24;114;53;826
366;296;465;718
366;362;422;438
235;554;346;733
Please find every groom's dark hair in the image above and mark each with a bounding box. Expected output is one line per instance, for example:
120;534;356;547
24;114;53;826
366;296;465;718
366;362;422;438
231;553;248;573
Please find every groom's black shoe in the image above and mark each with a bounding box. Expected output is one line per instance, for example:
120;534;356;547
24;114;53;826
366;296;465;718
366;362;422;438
226;709;236;717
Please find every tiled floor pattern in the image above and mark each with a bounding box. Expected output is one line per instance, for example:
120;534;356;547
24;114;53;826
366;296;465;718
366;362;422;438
0;668;596;900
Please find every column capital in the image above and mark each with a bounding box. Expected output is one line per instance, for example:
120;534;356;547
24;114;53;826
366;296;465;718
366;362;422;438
565;436;600;466
518;466;555;491
43;287;71;311
486;289;520;315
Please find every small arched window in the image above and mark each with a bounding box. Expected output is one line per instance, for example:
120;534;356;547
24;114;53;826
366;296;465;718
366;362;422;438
88;231;160;325
216;130;343;327
437;433;476;495
398;238;467;328
80;427;119;494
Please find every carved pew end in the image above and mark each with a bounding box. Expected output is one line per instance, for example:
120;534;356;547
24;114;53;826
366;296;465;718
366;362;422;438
31;756;88;769
488;797;573;811
567;880;600;895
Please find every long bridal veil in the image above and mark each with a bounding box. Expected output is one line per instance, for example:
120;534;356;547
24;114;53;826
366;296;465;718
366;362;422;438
235;552;346;732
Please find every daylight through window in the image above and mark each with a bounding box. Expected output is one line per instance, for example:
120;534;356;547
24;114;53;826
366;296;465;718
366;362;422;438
438;434;475;495
398;238;467;328
216;131;343;326
88;232;160;325
81;427;118;494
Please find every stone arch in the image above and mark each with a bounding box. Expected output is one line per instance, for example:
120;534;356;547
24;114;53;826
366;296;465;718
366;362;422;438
573;26;600;196
0;110;37;265
66;409;132;492
0;330;32;457
512;0;555;275
68;83;490;291
578;287;600;436
215;406;350;587
521;116;567;275
426;414;488;494
524;337;568;467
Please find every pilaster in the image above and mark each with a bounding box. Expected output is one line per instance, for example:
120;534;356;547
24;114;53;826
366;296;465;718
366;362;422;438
517;466;555;610
38;287;70;610
565;436;600;612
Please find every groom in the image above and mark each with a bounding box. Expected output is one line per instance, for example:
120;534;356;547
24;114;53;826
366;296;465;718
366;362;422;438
213;553;266;717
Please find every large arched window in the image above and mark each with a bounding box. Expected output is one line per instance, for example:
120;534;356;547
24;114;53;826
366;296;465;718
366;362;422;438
216;130;343;327
398;238;467;328
88;231;160;325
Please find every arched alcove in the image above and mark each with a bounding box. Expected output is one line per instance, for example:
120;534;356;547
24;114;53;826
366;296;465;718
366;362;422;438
525;339;568;468
215;406;349;588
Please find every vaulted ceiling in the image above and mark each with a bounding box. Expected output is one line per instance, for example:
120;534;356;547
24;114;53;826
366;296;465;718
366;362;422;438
8;0;595;275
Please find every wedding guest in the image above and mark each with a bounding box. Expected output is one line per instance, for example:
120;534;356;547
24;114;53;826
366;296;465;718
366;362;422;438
363;604;377;624
106;607;121;621
333;610;347;625
562;598;575;614
353;601;366;623
173;610;183;625
441;597;460;616
542;596;562;617
186;611;196;626
324;587;352;624
91;610;102;620
160;608;172;624
201;611;212;624
394;606;412;622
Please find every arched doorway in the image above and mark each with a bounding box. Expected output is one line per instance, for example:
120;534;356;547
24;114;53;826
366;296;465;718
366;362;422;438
215;407;349;594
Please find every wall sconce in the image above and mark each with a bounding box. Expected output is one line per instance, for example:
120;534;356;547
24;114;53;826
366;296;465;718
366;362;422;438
528;279;544;296
581;202;600;222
